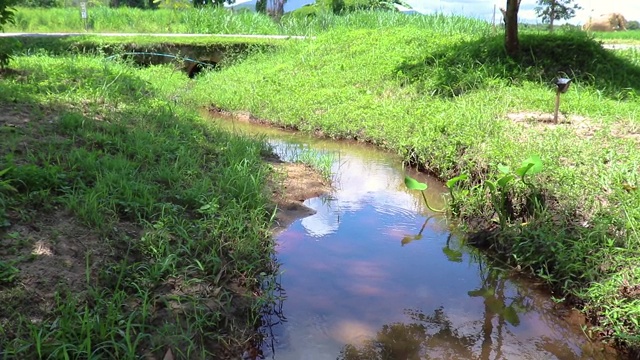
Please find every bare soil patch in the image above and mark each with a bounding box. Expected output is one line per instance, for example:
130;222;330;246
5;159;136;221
506;111;640;145
268;159;332;233
0;210;115;324
506;111;600;139
209;106;333;230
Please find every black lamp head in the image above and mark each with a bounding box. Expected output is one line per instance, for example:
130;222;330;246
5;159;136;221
555;78;572;93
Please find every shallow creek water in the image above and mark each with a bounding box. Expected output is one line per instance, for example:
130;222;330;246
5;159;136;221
210;117;617;360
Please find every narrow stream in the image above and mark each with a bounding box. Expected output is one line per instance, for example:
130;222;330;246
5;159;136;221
211;116;617;360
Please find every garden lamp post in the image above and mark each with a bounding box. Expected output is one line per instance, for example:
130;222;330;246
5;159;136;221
554;78;571;123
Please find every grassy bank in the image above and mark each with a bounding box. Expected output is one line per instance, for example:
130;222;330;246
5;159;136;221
0;55;277;358
179;26;640;353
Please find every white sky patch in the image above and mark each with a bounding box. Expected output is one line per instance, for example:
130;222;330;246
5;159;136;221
404;0;640;24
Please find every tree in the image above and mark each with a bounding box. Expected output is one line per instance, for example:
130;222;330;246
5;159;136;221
0;0;16;32
0;0;17;68
534;0;581;32
504;0;521;58
627;20;640;30
192;0;234;8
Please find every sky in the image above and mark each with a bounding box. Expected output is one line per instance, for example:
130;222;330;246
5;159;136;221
403;0;640;25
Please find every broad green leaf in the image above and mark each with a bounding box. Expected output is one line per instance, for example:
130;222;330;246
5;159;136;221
515;163;534;178
516;155;543;176
497;174;515;188
486;180;496;192
446;174;468;189
404;175;427;191
0;167;12;177
497;164;511;174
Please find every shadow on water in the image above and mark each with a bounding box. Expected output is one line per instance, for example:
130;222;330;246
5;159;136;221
208;116;618;360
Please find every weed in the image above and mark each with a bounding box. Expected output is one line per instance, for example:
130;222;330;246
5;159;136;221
485;155;544;229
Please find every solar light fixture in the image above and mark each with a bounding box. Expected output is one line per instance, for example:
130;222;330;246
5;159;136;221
554;78;572;123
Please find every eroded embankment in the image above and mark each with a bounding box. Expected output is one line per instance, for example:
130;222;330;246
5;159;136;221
187;27;640;355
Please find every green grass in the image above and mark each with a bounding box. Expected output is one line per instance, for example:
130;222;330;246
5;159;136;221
0;54;277;358
6;6;491;36
593;30;640;43
176;26;640;353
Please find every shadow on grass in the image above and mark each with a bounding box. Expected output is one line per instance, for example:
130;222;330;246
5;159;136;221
395;31;640;100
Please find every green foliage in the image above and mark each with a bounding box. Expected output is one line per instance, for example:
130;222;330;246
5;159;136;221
0;0;17;31
14;0;59;8
404;175;445;213
0;260;19;284
485;156;544;230
0;0;17;68
534;0;581;27
5;6;488;35
627;20;640;30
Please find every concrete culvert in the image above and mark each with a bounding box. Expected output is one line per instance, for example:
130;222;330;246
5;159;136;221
187;61;217;78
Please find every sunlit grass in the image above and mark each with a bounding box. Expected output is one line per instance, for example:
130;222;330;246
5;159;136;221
0;55;275;358
7;6;491;36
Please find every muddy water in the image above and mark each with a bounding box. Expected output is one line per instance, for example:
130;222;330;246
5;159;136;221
210;117;617;360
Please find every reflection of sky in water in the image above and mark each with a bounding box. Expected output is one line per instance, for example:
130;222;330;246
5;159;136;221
296;151;425;238
211;121;614;360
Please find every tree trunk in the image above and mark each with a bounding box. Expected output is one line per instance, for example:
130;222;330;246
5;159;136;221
505;0;520;58
549;0;556;32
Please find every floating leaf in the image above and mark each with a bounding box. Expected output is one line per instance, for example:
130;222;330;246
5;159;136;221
516;155;543;176
497;164;511;174
404;175;428;191
446;174;468;189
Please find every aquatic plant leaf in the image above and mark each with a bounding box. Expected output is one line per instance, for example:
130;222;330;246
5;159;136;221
497;174;515;188
497;164;511;174
516;155;543;176
442;247;463;262
446;174;468;189
486;180;496;192
503;305;520;326
404;175;428;191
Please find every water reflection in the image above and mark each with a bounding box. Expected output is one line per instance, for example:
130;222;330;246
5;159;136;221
337;260;611;360
207;116;616;360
